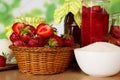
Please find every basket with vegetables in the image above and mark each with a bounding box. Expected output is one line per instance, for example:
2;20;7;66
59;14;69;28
8;17;79;74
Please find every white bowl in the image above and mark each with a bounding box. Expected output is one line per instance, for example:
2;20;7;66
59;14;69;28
74;42;120;77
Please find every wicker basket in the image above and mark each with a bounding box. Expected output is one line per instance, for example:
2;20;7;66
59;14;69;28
9;45;79;74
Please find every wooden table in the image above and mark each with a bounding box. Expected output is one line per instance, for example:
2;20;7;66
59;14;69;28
0;64;120;80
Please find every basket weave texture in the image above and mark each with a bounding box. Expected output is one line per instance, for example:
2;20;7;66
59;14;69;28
9;45;77;74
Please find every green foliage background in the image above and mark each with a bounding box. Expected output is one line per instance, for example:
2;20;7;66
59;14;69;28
110;0;120;14
0;0;64;39
0;0;120;39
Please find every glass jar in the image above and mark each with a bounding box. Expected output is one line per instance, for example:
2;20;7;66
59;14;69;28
64;12;81;44
81;0;110;46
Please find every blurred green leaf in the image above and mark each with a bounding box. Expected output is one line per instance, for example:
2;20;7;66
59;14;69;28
45;3;56;23
0;0;21;27
44;2;49;7
10;0;21;9
0;14;14;27
24;9;43;17
0;32;7;39
110;0;120;14
58;0;64;5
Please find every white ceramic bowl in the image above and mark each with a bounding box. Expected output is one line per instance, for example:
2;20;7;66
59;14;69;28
74;43;120;77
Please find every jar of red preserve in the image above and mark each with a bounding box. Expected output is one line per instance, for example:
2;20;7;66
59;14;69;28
81;0;110;46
